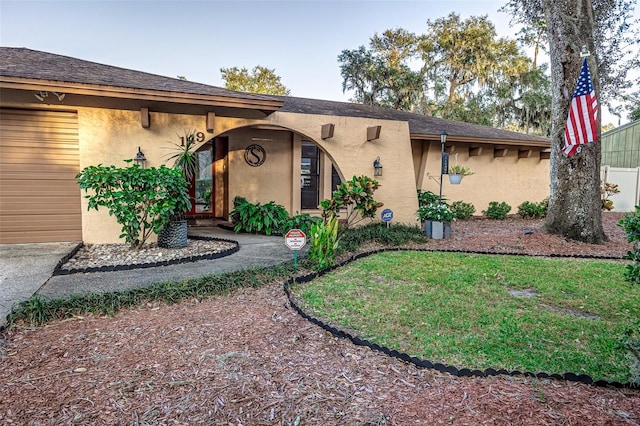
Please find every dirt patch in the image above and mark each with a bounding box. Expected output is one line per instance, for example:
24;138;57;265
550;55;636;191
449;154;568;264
1;213;638;425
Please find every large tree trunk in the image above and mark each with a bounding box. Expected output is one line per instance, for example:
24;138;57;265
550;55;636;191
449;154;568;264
542;0;606;244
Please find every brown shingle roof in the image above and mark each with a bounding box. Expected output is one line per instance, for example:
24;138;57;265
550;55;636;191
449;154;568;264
1;47;549;146
0;47;277;102
276;96;550;145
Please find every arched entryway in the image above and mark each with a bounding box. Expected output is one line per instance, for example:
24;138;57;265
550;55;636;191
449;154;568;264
185;126;344;222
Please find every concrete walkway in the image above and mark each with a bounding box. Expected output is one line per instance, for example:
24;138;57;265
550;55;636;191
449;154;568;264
0;227;295;327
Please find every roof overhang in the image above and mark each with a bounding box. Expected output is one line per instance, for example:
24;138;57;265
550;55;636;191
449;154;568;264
410;133;550;148
0;76;284;113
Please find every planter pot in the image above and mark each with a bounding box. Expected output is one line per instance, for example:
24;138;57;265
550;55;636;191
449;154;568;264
425;220;451;239
158;220;188;248
449;174;463;184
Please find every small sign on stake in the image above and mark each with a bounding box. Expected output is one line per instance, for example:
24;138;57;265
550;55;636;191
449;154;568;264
285;229;306;273
381;208;393;228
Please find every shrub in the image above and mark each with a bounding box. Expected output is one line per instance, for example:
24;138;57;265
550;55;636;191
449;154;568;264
619;205;640;285
451;201;476;220
283;212;321;235
76;164;191;249
517;200;547;219
482;201;512;220
320;175;383;229
308;215;340;270
417;189;440;207
338;223;426;254
230;197;290;235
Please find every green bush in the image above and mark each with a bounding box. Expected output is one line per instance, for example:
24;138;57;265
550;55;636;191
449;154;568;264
451;201;476;220
619;205;640;285
76;164;191;249
417;189;440;207
482;201;512;220
308;215;340;270
517;200;548;219
230;196;290;235
283;212;321;235
338;223;426;254
320;175;382;229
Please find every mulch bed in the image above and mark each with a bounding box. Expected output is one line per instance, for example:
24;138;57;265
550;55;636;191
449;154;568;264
0;213;638;425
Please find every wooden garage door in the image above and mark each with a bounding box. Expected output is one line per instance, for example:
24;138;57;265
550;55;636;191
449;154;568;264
0;108;82;243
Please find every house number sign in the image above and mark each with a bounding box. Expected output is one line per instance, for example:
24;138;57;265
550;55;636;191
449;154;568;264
244;144;266;167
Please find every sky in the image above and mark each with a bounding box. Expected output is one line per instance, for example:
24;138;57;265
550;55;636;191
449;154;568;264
1;0;637;125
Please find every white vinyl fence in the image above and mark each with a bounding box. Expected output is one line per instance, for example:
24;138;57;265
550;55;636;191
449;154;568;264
601;166;640;212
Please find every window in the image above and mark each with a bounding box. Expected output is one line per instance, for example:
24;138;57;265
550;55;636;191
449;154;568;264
301;141;320;209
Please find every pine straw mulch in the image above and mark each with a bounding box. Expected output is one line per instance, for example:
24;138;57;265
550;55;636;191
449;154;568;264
1;213;639;425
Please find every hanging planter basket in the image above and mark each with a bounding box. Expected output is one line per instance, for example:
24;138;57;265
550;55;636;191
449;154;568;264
449;174;463;184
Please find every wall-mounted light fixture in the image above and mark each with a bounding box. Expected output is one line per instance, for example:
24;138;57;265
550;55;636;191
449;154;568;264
373;156;383;176
367;125;381;141
134;147;147;168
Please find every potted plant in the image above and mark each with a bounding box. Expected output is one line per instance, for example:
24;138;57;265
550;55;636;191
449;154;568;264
417;201;454;239
448;164;473;184
158;130;200;248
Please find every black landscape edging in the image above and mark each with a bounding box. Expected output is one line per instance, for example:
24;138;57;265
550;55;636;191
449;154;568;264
52;236;239;276
283;248;638;390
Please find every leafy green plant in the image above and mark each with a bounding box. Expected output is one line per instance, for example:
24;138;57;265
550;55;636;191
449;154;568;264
230;196;290;235
283;212;321;235
417;203;454;222
483;201;512;220
166;129;199;181
417;189;440;207
338;223;425;253
76;164;191;249
517;199;548;219
619;205;640;285
319;175;383;229
448;164;474;176
308;215;340;270
451;200;476;220
416;189;453;222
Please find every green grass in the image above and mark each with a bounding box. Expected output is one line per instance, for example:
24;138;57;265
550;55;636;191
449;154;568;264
6;261;302;328
292;251;640;383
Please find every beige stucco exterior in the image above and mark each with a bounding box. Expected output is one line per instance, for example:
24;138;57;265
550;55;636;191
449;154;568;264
1;99;551;244
0;47;552;244
413;141;550;213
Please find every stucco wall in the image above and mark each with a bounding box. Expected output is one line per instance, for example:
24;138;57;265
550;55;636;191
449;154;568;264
265;112;421;226
415;142;551;214
69;106;549;244
78;108;211;243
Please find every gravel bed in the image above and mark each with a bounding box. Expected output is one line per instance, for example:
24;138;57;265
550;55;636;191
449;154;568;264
59;239;237;271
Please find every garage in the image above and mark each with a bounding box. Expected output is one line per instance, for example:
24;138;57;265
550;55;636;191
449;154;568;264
0;108;82;243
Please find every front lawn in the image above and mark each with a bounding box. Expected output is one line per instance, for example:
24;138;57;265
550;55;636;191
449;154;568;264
292;251;639;383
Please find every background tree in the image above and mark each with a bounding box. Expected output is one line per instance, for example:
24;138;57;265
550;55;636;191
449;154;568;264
220;66;291;95
503;0;640;121
338;29;424;110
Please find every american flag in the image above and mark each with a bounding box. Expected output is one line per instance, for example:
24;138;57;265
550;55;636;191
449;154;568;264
563;58;599;157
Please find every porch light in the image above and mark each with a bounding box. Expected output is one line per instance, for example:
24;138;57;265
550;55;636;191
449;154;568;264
134;146;147;168
373;156;383;176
